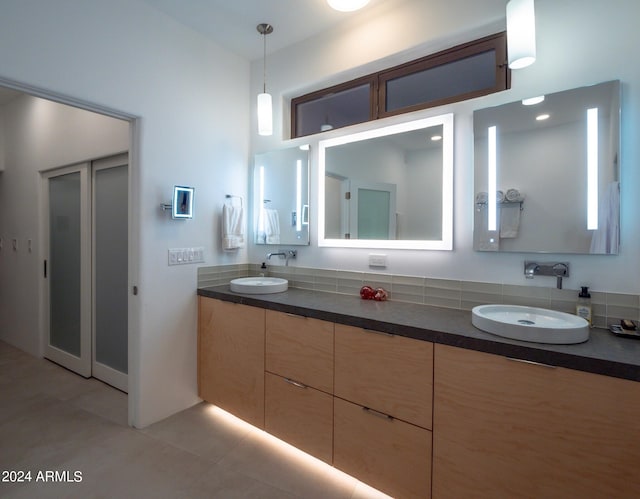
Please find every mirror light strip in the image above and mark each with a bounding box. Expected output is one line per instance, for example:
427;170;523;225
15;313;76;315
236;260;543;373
488;126;497;231
258;166;265;233
296;160;302;232
317;113;454;250
587;107;599;230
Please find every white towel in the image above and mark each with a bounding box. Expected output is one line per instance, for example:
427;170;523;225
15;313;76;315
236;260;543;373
222;204;244;250
500;203;521;238
506;188;525;202
475;191;488;204
264;209;280;244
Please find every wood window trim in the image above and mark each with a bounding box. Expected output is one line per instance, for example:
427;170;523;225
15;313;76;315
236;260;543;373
378;32;509;119
290;32;509;138
291;75;378;139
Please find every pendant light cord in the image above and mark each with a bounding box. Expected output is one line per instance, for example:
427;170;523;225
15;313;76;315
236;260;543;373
263;30;267;94
257;23;273;94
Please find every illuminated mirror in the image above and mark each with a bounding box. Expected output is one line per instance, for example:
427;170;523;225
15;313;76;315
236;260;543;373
253;146;310;245
318;114;453;250
473;80;620;254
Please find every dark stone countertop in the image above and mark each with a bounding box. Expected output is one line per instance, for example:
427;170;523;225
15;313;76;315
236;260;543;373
197;285;640;382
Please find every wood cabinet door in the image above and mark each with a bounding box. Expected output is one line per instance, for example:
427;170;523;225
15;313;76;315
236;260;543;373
264;372;333;464
266;310;334;393
198;297;265;429
334;397;432;499
433;344;640;499
334;324;433;429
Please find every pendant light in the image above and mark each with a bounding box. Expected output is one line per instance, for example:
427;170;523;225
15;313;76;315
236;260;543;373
327;0;369;12
257;23;273;136
506;0;536;69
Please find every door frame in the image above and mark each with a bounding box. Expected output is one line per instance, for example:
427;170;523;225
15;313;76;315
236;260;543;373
349;180;397;240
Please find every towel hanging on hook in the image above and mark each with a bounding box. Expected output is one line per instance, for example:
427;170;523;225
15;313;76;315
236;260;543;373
225;194;243;208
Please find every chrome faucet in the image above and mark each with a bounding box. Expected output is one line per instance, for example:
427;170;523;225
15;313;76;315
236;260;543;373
524;261;570;289
267;250;297;266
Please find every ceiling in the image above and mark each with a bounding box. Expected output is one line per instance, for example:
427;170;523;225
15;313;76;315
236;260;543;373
141;0;391;61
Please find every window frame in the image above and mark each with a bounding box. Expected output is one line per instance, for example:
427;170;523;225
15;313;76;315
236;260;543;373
378;32;509;119
290;75;378;139
290;32;509;139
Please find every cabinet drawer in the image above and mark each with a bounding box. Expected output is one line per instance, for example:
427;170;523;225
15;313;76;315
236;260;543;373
433;344;640;499
334;397;432;499
334;324;433;429
265;372;333;464
198;298;265;429
266;310;334;393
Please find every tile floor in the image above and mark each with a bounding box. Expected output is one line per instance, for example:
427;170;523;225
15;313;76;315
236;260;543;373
0;341;389;498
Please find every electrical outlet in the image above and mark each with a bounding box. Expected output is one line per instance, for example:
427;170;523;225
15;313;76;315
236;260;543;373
369;253;387;268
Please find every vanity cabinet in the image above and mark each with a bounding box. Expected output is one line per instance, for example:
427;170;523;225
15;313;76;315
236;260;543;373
334;324;433;429
264;311;334;463
432;344;640;499
334;324;433;499
197;297;265;429
265;310;334;393
334;398;432;499
265;372;334;463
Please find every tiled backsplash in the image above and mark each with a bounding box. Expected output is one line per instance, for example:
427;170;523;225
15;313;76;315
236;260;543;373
197;264;640;329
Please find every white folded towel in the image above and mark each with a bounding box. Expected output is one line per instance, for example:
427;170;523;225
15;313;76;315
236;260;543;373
506;188;525;203
264;209;280;244
475;192;488;204
496;190;505;203
222;204;244;250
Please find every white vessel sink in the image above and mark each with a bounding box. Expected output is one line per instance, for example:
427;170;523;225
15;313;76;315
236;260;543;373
472;304;589;344
230;277;288;294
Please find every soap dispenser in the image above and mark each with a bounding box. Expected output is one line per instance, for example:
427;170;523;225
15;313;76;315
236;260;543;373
576;286;592;326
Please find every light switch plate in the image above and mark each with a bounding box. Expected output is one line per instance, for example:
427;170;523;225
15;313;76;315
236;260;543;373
168;247;205;266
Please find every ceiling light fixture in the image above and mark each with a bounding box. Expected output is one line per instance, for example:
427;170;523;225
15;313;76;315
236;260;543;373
506;0;536;69
536;113;550;121
327;0;370;12
257;23;273;136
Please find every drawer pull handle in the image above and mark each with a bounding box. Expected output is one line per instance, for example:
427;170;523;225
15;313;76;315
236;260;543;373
363;328;394;337
506;357;556;369
284;378;308;389
285;313;307;319
362;406;393;421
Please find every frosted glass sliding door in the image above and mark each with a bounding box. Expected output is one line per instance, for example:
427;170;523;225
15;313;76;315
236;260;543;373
44;165;92;377
92;158;128;391
42;155;128;391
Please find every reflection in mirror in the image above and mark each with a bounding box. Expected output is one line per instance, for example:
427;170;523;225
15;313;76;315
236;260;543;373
473;80;620;254
253;146;310;245
319;114;453;250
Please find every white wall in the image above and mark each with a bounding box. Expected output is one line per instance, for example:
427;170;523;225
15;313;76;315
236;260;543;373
0;95;129;356
0;0;250;427
249;0;640;295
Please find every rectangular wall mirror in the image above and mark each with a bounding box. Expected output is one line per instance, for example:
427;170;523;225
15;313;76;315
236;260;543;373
318;114;454;250
253;146;310;246
473;80;620;254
